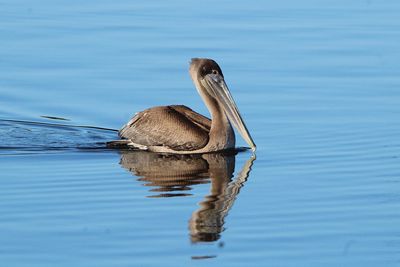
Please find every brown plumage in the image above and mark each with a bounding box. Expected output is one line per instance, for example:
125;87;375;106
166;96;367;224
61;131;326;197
108;58;256;154
119;105;211;151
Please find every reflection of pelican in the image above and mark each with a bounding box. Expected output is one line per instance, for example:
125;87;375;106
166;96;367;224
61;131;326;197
119;150;255;242
108;58;256;154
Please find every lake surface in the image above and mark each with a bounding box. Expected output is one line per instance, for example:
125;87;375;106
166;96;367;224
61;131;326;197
1;0;400;266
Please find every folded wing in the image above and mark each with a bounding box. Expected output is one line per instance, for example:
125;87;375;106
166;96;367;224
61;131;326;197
119;105;211;151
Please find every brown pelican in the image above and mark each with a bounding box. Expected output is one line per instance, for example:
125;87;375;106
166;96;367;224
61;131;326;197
108;58;256;154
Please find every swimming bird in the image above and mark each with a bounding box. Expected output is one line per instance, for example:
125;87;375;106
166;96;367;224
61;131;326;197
108;58;256;154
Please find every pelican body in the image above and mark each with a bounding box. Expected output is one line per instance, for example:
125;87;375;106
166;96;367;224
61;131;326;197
110;58;256;154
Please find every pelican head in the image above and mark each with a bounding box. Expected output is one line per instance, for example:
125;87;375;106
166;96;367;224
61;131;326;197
189;58;256;151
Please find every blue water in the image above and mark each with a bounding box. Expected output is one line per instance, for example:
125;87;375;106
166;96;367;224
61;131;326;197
1;0;400;266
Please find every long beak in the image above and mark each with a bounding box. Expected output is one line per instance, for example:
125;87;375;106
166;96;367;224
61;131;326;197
203;74;256;151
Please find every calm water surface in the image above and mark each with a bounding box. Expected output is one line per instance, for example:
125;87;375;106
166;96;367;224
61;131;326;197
1;0;400;266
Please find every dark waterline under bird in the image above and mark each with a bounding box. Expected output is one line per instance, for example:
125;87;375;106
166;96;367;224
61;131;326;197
108;58;256;154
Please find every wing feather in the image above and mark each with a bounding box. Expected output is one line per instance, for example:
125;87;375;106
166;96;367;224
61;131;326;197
119;105;211;151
